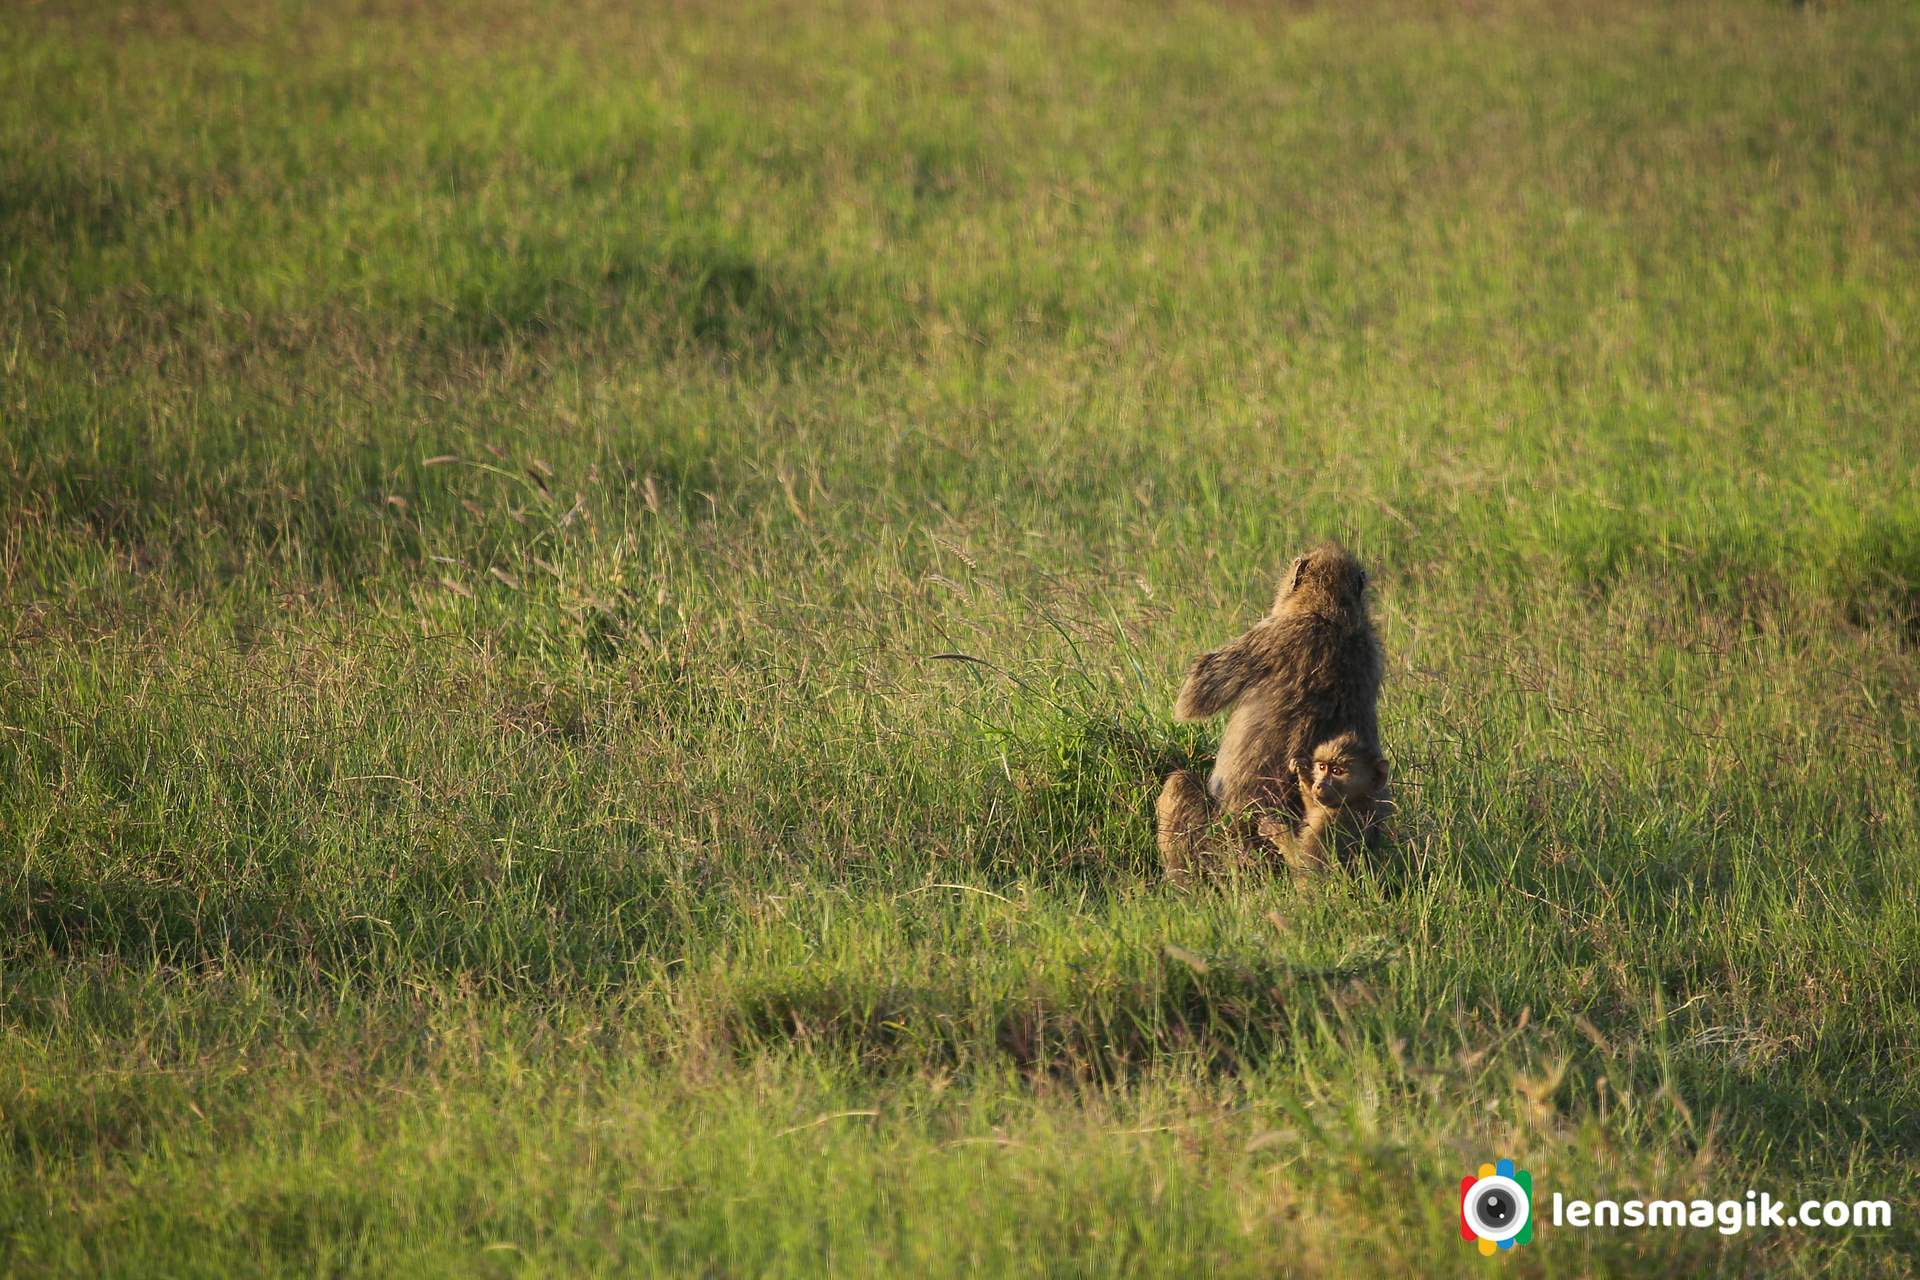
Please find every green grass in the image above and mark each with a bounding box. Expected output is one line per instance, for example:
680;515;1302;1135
4;0;1919;1273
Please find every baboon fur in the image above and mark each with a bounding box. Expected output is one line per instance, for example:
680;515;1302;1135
1156;542;1384;879
1273;731;1390;881
1155;768;1229;885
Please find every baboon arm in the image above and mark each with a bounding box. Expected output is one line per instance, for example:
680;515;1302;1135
1173;627;1266;721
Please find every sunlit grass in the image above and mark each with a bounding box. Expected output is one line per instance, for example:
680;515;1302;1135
3;0;1918;1274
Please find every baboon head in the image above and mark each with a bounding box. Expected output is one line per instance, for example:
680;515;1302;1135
1293;732;1387;810
1273;542;1370;615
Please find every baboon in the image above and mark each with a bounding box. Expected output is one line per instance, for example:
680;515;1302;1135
1270;731;1390;880
1155;542;1384;879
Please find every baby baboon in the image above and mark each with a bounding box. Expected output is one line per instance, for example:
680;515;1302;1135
1156;542;1384;878
1275;731;1390;880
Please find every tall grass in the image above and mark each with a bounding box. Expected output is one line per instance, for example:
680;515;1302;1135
4;0;1918;1273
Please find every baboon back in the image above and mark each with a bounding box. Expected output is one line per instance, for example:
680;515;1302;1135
1211;611;1381;820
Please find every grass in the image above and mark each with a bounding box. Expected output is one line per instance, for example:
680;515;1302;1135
4;0;1919;1273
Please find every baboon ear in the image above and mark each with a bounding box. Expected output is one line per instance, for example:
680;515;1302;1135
1371;752;1389;781
1289;555;1308;594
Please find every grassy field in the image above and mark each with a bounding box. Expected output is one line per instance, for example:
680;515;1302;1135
5;0;1919;1273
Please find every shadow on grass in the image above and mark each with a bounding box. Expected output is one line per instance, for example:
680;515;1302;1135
1668;1054;1920;1163
725;946;1396;1082
1522;496;1920;646
0;158;137;252
430;239;843;363
965;709;1213;889
6;383;723;596
8;852;686;994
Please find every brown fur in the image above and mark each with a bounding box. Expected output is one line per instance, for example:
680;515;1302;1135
1276;732;1390;880
1155;543;1384;879
1155;768;1262;884
1154;769;1213;886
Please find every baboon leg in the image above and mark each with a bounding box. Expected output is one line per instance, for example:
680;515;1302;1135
1156;769;1215;884
1260;813;1330;886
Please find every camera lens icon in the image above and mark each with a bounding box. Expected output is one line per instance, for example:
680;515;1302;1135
1459;1159;1533;1255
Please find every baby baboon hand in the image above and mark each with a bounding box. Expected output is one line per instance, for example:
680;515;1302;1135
1255;814;1294;845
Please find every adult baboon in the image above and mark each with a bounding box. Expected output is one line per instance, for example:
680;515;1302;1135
1155;543;1384;879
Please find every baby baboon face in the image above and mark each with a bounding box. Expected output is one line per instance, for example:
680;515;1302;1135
1295;738;1385;810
